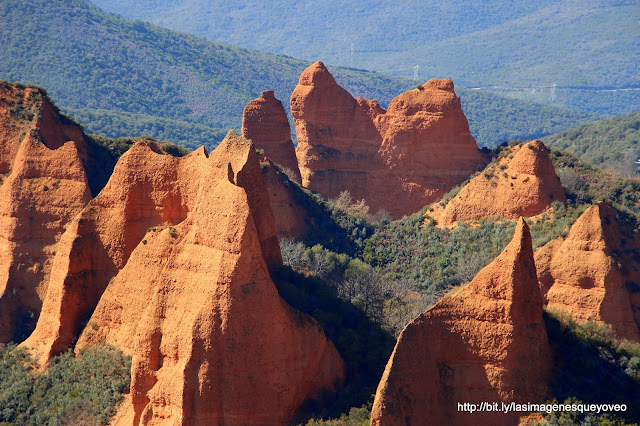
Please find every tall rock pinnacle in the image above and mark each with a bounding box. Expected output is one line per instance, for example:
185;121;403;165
371;218;551;425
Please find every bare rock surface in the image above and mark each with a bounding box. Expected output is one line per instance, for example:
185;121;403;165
535;202;640;341
291;61;484;219
0;83;91;342
428;140;566;226
371;218;551;425
22;129;342;424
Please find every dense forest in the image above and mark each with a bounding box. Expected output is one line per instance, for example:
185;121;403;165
0;0;601;150
0;344;130;425
543;111;640;176
66;108;229;150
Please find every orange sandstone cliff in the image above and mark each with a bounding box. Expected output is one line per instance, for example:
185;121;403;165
535;202;640;342
24;130;343;424
428;140;566;226
242;90;302;183
371;218;551;425
291;61;484;219
259;155;310;240
241;91;311;240
0;83;91;342
22;140;201;363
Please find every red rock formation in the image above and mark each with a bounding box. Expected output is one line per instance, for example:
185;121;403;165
292;62;381;208
291;61;484;219
371;218;551;425
377;78;479;173
260;155;309;240
535;202;640;341
428;140;566;226
74;131;343;424
22;140;204;362
210;134;282;270
0;83;91;342
242;90;302;183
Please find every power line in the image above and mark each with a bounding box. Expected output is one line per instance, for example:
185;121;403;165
350;43;354;68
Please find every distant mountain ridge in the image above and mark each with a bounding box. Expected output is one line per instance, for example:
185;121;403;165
90;0;640;115
0;0;600;149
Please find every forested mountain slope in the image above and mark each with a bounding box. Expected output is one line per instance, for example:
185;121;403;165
0;0;599;149
92;0;640;115
543;111;640;176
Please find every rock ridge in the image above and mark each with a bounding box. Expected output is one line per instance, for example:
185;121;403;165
290;61;484;219
21;129;342;424
0;83;91;342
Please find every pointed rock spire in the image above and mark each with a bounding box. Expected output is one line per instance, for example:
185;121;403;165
241;90;301;183
535;202;640;341
371;218;551;425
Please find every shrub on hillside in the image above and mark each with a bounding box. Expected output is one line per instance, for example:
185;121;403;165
0;343;131;425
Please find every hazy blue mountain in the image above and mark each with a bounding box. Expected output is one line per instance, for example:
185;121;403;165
91;0;640;115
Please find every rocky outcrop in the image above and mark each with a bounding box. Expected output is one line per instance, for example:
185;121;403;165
371;218;551;425
428;140;566;226
535;202;640;341
21;140;201;363
24;129;342;424
291;61;484;219
242;90;302;183
259;155;309;240
77;132;342;424
0;83;91;342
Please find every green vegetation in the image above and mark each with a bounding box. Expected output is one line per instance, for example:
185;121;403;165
0;0;407;150
0;343;131;425
92;0;639;115
551;149;640;220
66;108;228;151
364;208;517;293
0;0;601;150
544;111;640;176
541;309;640;424
281;178;375;258
280;240;431;336
305;404;370;426
361;143;640;297
458;89;600;148
273;267;395;421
